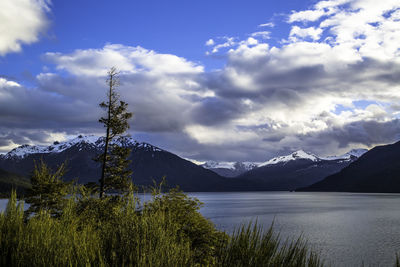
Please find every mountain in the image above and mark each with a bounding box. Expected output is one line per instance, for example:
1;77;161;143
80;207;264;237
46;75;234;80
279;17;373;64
0;135;370;192
258;150;319;167
0;135;228;192
319;149;369;160
201;161;259;177
298;142;400;193
235;149;367;191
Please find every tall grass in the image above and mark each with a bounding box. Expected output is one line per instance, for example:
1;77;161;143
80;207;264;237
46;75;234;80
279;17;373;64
216;222;322;267
0;190;323;266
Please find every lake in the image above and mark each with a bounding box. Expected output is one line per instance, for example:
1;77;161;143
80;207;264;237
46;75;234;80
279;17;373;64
189;191;400;267
2;191;400;266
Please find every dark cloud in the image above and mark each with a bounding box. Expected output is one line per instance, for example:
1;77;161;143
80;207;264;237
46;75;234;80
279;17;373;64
298;119;400;153
262;134;286;142
2;40;400;162
326;119;400;148
190;97;246;125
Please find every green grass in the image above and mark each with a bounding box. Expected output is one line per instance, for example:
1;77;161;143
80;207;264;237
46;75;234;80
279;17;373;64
0;189;324;267
216;222;323;267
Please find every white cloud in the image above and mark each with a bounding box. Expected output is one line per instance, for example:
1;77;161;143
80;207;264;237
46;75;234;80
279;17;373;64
242;37;258;46
205;39;215;46
289;26;323;41
0;78;21;88
258;22;275;28
206;37;236;54
251;31;271;39
288;9;326;22
185;124;258;145
0;0;50;55
44;44;204;76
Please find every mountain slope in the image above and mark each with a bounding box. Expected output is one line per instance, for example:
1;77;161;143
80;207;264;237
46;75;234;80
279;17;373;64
0;168;30;196
236;150;365;191
298;141;400;193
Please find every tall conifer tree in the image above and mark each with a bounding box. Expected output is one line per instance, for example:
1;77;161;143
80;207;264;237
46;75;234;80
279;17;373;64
25;160;70;217
97;67;133;198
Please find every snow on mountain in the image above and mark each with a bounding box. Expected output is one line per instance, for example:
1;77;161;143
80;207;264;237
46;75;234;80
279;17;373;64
6;135;97;158
5;133;368;171
5;135;163;159
237;162;259;170
201;161;259;171
259;150;319;167
202;161;235;170
199;148;368;171
345;149;368;158
320;149;368;160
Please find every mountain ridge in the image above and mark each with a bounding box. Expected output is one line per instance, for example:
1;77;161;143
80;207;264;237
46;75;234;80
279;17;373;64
0;135;231;192
0;135;370;192
298;141;400;193
199;149;367;178
234;149;367;191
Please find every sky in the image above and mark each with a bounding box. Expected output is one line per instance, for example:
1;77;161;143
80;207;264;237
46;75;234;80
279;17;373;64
1;0;400;162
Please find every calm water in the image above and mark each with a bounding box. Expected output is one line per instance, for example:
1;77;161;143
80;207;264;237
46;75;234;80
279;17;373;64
2;192;400;266
189;192;400;267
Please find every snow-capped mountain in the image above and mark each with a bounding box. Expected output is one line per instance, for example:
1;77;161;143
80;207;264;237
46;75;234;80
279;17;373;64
0;135;228;191
4;135;101;159
200;149;368;178
319;149;368;161
259;150;319;167
201;161;260;177
299;141;400;193
4;135;163;159
0;135;371;192
237;148;368;191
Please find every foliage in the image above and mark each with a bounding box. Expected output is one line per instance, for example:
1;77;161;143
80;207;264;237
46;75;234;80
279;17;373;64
97;67;133;198
0;191;103;266
103;138;133;193
145;187;228;265
24;160;71;218
215;222;323;267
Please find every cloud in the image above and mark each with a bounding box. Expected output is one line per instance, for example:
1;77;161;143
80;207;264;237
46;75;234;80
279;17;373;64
0;45;208;153
288;9;326;22
44;44;204;76
0;0;51;55
205;39;215;46
251;31;271;39
302;119;400;150
289;26;323;41
0;78;21;87
195;0;400;159
258;22;275;28
2;0;400;162
206;37;236;54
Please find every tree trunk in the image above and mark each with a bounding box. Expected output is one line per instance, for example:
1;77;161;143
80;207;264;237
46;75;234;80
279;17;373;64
99;75;113;198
